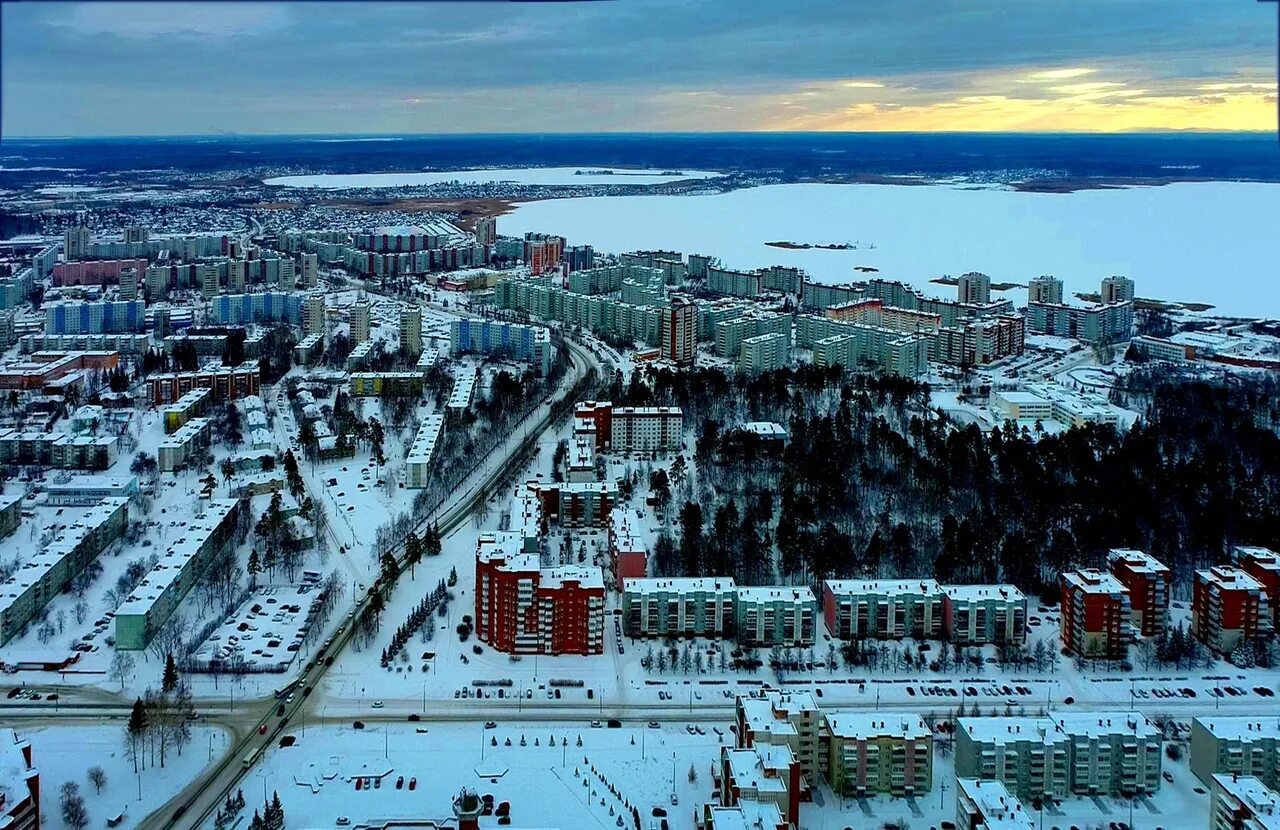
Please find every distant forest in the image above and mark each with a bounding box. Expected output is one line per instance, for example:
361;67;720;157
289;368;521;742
608;365;1280;603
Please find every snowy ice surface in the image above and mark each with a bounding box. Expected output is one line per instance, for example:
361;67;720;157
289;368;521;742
500;181;1280;318
262;168;725;189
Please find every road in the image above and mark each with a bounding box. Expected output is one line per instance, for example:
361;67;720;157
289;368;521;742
132;334;601;830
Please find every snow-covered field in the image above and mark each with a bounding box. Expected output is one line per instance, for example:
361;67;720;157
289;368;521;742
253;721;729;830
501;181;1280;318
262;168;725;189
19;724;226;830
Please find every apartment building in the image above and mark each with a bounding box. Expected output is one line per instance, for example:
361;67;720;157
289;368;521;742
302;292;327;337
0;498;129;645
1191;717;1280;789
958;272;992;305
1107;549;1171;638
0;493;21;540
740;332;790;376
956;718;1071;801
957;779;1035;830
474;533;604;655
534;481;617;528
1211;775;1280;830
450;318;552;376
301;252;319;288
660;296;697;366
0;429;118;471
44;299;145;335
1235;547;1280;632
399;304;419;356
0;731;38;830
404;414;444;489
1193;566;1272;655
349;372;424;398
157;418;212;472
1025;300;1133;344
351;301;371;343
161;388;211;434
446;368;477;411
114;500;241;650
147;362;260;405
957;713;1161;799
716;745;801;829
823;579;944;640
609;509;647;590
574;401;683;454
824;714;932;797
1027;276;1064;305
209;291;304;326
800;316;930;378
735;587;817;647
1101;276;1136;304
474;217;497;246
736;691;825;791
1059;568;1132;658
943;584;1027;646
622;577;737;638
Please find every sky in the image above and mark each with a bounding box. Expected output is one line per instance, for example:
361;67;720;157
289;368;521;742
1;0;1276;137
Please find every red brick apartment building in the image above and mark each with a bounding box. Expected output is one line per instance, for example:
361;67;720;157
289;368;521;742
1060;568;1132;658
1234;546;1280;631
474;535;604;655
1192;566;1272;655
1107;549;1171;638
147;361;260;405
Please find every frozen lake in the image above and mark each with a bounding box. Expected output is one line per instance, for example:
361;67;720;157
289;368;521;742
502;181;1280;318
263;167;723;189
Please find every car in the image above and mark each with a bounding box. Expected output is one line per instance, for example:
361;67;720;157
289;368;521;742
258;723;267;735
396;776;404;790
336;819;350;826
591;720;602;728
408;714;421;722
907;687;916;696
686;725;696;735
496;802;510;818
372;701;384;708
409;777;417;790
485;721;497;729
652;808;668;818
648;721;660;729
670;793;678;806
353;721;365;730
277;704;286;717
1163;772;1174;783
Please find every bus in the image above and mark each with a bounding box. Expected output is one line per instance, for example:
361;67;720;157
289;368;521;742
242;747;262;769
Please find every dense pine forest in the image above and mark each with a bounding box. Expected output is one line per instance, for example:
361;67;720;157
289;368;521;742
610;365;1280;604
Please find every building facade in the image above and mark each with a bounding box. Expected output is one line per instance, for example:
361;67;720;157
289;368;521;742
1192;566;1272;655
1107;549;1171;638
1059;568;1132;658
823;579;944;640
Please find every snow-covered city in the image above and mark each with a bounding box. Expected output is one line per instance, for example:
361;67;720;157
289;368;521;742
3;4;1280;830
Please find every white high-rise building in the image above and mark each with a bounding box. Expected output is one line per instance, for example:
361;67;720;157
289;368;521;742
958;272;992;305
303;293;327;337
64;227;91;260
1101;276;1135;304
1027;275;1064;305
351;301;371;343
301;253;319;288
400;305;422;357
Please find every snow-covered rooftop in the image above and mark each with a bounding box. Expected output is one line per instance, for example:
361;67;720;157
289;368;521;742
1212;775;1280;830
1107;549;1170;576
623;577;737;596
943;584;1026;603
1194;717;1280;742
825;578;942;597
824;713;930;741
1061;568;1127;595
958;778;1035;830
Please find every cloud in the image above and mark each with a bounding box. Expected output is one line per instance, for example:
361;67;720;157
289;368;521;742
48;2;291;40
1022;67;1098;82
844;81;886;89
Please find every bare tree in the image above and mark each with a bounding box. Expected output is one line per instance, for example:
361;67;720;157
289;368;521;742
60;781;89;830
109;650;136;691
87;766;107;795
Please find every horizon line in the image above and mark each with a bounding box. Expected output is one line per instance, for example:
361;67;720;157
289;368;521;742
1;128;1276;142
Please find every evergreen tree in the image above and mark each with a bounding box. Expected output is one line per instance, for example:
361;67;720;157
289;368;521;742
162;652;180;693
